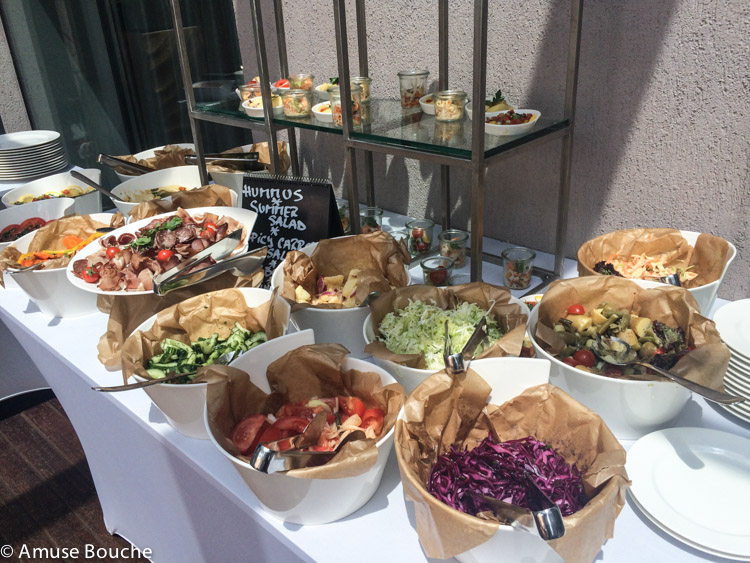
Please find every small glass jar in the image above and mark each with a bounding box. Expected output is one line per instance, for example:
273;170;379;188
421;256;454;287
330;85;362;127
502;247;536;289
288;73;314;90
434;90;467;122
439;229;469;267
281;89;312;118
360;206;383;233
398;70;429;108
387;228;409;246
238;83;261;101
351;76;372;102
406;218;435;256
337;200;351;234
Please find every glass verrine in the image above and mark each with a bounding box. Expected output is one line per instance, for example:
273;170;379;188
421;256;454;287
501;246;536;289
281;89;312;118
406;218;435;256
330;85;363;127
398;70;429;109
351;76;372;102
360;206;383;233
337;200;351;234
288;73;314;90
439;229;469;267
433;90;467;122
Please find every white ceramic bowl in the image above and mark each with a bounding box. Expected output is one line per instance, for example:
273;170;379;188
270;240;411;356
130;288;292;439
527;301;691;440
314;83;333;101
66;206;258;296
114;143;195;183
7;212;114;317
241;97;284;119
111;165;205;218
484;109;541;136
2;169;102;215
362;295;528;394
419;94;435;115
465;106;502;121
0;197;75;251
312;101;333;122
206;329;398;525
396;357;560;563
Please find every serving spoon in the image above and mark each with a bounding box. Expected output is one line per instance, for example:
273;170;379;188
591;336;744;404
70;170;126;203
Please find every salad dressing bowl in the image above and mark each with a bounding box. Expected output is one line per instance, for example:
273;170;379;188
111;165;207;218
205;330;400;525
2;169;103;215
128;288;291;439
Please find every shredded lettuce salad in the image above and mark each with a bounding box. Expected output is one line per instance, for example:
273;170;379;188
377;300;504;370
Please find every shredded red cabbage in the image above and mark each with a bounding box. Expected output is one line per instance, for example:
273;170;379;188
427;436;587;517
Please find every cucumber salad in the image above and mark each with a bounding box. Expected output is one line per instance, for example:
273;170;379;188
377;300;504;370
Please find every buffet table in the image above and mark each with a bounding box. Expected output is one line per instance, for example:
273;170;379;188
1;235;749;563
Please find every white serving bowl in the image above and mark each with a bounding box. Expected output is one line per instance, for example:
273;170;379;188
484;109;541;136
2;169;102;215
241;97;284;119
7;212;114;317
207;143;268;205
312;101;333;122
206;329;398;525
419;94;435;115
270;240;411;356
111;165;205;218
114;143;195;183
66;206;257;297
0;197;75;251
396;357;560;563
130;288;292;439
314;83;333;101
362;295;528;394
527;300;691;440
465;105;502;121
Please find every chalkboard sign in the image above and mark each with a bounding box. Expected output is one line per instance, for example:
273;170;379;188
241;173;344;284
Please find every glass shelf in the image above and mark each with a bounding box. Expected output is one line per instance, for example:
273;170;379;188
193;97;569;160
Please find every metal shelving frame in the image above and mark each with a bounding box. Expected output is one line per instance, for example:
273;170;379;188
171;0;583;293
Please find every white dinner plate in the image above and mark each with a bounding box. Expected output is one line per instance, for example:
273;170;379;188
720;402;750;425
714;300;750;357
722;381;750;408
729;350;750;368
724;374;750;397
627;427;750;559
66;206;257;296
0;130;60;151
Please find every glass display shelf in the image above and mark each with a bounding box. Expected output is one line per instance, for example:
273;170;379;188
193;98;569;160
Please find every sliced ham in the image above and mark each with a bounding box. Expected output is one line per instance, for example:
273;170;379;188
137;268;153;291
154;229;178;249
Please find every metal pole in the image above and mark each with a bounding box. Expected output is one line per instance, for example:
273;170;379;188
272;0;299;176
333;0;361;233
438;0;450;229
469;0;488;282
554;0;584;277
169;0;208;185
355;0;374;207
250;0;281;174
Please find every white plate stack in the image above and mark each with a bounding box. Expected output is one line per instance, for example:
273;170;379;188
0;130;68;181
713;299;750;423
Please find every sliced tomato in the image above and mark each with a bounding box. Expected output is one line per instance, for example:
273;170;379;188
231;414;269;455
203;221;217;233
272;416;310;434
562;357;578;367
274;78;289;88
567;304;585;315
361;408;384;435
275;403;313;419
338;396;366;419
106;246;121;259
0;224;21;242
258;425;282;444
19;217;46;231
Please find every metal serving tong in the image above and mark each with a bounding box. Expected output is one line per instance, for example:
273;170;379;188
443;316;488;375
98;154;153;176
659;273;681;286
249;413;366;473
466;473;566;541
184;153;265;171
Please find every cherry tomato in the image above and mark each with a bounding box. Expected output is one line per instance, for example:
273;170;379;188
157;249;174;262
81;267;100;284
203;222;217;233
567;304;585;315
572;349;596;368
230;414;269;455
428;267;448;286
274;78;289;88
562;357;579;367
106;246;121;259
338;396;366;419
272;416;310;434
361;408;384;435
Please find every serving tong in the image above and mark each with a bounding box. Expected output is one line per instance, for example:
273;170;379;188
184;152;265;171
249;413;366;474
442;317;566;541
97;154;154;176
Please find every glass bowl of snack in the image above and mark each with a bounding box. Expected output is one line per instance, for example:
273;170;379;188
281;89;312;118
406;218;435;256
421;256;454;287
288;73;314;91
434;90;467;122
439;229;469;267
398;70;429;109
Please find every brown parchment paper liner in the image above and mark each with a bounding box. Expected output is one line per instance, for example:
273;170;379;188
97;269;264;368
577;228;731;289
0;213;125;288
533;276;730;388
126;184;235;221
365;282;528;368
205;343;405;479
206;141;291;175
119;287;285;382
281;231;411;311
395;369;629;561
116;144;195;175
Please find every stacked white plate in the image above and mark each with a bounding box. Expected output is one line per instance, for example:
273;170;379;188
0;130;68;181
713;299;750;423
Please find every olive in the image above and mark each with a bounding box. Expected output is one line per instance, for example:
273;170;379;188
639;341;657;360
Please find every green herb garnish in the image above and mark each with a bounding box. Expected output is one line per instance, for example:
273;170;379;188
131;216;183;250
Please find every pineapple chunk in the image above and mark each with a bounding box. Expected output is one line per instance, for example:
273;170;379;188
341;268;361;308
567;314;592;333
630;315;653;339
323;275;344;290
295;285;312;303
590;308;608;325
618;328;640;349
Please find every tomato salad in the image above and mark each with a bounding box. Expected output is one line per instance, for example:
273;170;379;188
71;209;242;292
231;395;385;456
0;217;48;243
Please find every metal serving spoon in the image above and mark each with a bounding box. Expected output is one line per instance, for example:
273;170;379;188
591;336;744;404
70;170;126;203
